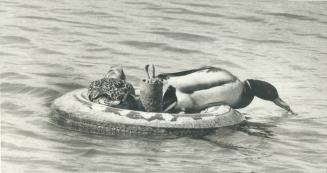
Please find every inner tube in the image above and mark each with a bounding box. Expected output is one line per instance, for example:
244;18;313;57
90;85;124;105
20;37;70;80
51;89;244;137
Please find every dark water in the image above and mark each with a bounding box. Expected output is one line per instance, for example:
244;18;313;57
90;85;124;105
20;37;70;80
1;0;327;172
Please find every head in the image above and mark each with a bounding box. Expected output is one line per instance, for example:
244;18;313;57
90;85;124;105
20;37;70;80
105;66;126;80
246;79;294;113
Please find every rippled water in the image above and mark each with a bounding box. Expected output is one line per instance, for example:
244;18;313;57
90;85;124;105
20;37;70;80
1;0;327;172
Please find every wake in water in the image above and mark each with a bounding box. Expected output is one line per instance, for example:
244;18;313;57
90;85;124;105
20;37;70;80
199;117;275;150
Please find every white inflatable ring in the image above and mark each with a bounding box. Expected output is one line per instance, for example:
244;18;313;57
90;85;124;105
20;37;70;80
51;89;244;136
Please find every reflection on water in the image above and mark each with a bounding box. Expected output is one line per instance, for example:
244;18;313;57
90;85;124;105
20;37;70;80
1;0;327;172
